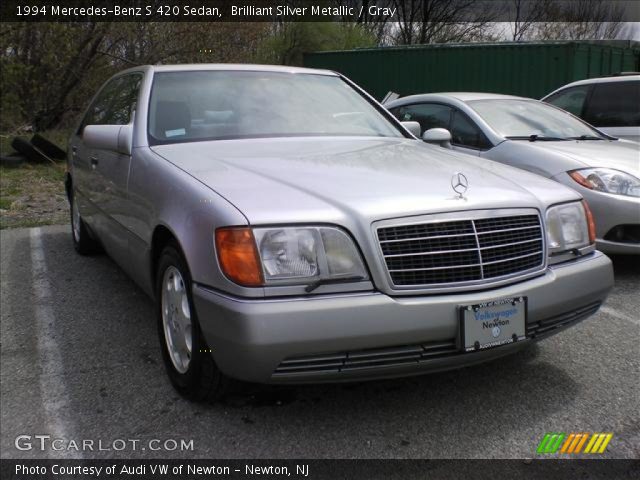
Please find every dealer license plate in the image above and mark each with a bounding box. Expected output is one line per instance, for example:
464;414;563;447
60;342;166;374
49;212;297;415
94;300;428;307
460;297;526;352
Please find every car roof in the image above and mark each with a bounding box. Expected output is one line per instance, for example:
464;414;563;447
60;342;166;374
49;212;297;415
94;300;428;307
541;74;640;100
437;92;527;101
555;74;640;89
118;63;337;76
385;92;531;108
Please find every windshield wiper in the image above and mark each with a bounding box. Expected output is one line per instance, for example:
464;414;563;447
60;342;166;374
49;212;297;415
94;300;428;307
567;135;604;141
305;276;367;293
506;135;567;142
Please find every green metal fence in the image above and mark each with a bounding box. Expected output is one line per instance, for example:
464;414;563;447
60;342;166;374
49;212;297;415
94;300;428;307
304;41;640;100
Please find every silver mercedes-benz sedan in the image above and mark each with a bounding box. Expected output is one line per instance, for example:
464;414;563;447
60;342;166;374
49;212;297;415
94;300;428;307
385;93;640;255
67;65;613;401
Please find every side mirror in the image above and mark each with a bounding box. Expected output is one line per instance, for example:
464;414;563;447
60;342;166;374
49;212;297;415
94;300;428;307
422;128;452;148
401;121;421;138
83;124;133;155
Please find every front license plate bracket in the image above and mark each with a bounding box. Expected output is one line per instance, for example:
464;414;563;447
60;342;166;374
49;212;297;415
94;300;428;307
459;296;527;352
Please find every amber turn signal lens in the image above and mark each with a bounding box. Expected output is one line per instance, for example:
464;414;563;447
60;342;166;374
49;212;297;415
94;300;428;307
569;170;592;189
582;200;596;244
215;228;263;287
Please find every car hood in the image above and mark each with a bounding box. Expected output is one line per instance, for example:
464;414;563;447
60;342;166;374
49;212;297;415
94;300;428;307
523;139;640;175
151;137;579;225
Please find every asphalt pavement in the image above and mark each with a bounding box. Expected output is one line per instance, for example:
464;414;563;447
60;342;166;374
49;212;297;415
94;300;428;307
1;225;638;460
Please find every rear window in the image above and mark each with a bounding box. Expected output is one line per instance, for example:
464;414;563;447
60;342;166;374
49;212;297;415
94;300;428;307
583;81;640;127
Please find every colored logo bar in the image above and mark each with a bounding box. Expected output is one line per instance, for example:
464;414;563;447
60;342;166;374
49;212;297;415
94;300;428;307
537;433;613;454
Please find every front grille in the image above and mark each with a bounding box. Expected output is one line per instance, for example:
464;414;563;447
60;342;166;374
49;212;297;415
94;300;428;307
273;340;458;376
378;214;544;288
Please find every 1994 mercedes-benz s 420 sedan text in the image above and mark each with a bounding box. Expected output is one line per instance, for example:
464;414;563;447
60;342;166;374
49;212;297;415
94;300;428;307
67;65;613;401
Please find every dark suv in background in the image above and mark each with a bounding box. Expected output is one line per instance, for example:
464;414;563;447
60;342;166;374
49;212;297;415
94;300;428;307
542;74;640;142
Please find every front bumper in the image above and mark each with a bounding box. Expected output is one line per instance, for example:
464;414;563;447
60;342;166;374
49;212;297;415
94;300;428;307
596;239;640;255
590;188;640;254
193;252;613;384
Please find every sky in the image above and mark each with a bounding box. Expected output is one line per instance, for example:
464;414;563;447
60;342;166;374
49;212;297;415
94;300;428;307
618;22;640;40
492;22;640;41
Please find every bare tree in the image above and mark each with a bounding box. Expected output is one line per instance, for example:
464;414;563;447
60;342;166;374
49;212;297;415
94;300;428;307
256;21;375;66
340;0;396;44
0;21;269;130
534;0;625;40
107;22;268;65
391;0;499;45
0;22;115;130
510;0;554;41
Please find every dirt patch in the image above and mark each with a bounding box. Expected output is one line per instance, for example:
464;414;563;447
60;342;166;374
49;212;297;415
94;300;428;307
0;164;68;229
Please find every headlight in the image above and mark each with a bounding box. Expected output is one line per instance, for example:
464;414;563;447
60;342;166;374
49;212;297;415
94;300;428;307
216;226;368;289
569;168;640;197
545;201;594;255
257;228;319;279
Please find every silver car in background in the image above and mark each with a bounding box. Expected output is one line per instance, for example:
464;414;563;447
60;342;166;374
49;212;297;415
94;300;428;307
386;93;640;254
67;65;613;401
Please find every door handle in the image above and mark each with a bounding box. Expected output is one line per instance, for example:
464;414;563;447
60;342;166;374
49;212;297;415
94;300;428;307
90;156;98;169
71;146;77;156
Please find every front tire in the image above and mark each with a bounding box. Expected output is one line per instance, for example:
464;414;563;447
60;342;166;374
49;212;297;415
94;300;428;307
70;188;101;255
156;243;229;402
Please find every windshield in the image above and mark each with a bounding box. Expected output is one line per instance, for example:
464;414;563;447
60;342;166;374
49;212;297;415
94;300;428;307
148;70;403;144
468;99;603;140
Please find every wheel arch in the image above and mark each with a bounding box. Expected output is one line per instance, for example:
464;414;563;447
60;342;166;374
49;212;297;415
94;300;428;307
150;224;187;295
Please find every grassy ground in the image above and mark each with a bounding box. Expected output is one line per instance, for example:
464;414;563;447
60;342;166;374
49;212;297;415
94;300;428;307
0;130;69;229
0;164;68;229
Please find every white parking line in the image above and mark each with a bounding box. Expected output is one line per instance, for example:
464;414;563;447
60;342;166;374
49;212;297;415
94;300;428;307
600;306;639;326
30;227;82;459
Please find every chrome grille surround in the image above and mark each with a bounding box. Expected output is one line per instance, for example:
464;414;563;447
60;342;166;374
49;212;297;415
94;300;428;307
374;209;547;293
